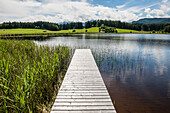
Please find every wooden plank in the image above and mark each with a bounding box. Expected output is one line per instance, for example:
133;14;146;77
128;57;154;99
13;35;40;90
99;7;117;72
56;95;110;99
51;106;115;110
57;93;109;96
53;102;113;106
51;49;116;113
51;110;116;113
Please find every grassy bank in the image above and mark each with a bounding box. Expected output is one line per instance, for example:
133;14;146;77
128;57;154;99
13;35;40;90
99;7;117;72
0;40;71;112
0;27;147;34
0;28;100;37
0;29;70;40
1;27;164;39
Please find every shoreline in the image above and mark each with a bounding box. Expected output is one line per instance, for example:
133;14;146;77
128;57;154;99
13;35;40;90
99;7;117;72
1;32;169;40
0;28;169;39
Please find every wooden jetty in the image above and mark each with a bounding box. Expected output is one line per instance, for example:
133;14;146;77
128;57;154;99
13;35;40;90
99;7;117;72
51;49;116;113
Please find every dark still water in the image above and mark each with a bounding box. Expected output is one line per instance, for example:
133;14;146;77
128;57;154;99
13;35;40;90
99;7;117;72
35;34;170;113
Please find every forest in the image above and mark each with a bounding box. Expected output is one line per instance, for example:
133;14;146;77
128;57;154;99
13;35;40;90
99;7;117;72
0;20;170;32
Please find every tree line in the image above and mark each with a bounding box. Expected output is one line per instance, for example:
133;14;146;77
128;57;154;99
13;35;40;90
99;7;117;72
0;20;169;32
0;21;83;31
58;22;83;30
0;21;59;31
163;25;170;33
85;20;170;32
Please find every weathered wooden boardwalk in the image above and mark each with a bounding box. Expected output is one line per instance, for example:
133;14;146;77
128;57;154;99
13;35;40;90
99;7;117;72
51;49;116;113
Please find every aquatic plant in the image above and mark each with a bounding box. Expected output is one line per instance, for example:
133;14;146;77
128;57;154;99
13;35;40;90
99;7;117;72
0;40;71;112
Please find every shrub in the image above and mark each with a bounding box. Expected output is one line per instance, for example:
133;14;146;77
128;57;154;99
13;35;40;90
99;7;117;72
105;27;115;33
164;25;170;33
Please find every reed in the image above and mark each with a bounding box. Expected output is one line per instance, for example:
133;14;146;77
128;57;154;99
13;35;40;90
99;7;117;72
0;40;71;112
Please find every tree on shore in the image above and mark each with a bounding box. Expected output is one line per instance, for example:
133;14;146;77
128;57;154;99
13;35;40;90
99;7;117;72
164;25;170;33
0;20;169;32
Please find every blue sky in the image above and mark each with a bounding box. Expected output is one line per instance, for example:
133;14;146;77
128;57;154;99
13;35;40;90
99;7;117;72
0;0;169;23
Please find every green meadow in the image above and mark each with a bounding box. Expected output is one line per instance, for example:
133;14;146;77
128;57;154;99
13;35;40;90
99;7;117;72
0;29;52;34
0;27;100;35
116;28;142;33
0;27;152;39
55;27;100;33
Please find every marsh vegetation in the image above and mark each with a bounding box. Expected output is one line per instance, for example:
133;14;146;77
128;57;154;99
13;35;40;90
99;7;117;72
0;40;71;112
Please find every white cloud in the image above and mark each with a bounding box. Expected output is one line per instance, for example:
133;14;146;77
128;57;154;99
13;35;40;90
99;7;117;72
138;13;143;16
150;9;165;16
0;0;169;23
162;0;168;3
144;8;151;14
0;0;41;16
144;2;170;18
146;14;153;18
116;4;126;9
116;0;134;9
0;0;141;23
160;5;170;12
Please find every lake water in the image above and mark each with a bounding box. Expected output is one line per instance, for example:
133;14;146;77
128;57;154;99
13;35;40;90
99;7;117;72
35;34;170;113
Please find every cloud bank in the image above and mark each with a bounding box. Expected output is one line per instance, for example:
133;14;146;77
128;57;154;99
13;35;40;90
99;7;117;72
0;0;169;23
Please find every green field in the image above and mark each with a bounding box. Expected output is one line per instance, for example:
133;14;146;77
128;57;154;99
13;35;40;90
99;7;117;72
0;27;159;39
55;27;100;33
58;27;149;33
116;28;140;33
0;27;100;35
0;29;52;35
0;27;145;34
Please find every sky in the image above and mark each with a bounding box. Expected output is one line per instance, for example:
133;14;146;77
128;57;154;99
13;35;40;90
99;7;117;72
0;0;170;23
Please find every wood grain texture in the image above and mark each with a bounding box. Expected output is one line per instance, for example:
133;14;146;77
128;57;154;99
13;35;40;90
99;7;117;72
51;49;116;113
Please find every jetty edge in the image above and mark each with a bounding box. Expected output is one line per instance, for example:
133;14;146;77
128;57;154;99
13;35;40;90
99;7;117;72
51;49;116;113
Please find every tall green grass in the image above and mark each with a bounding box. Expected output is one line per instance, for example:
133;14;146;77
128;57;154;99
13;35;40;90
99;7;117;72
0;40;71;112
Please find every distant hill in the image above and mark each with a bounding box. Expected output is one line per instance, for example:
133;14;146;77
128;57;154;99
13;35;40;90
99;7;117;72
132;18;170;24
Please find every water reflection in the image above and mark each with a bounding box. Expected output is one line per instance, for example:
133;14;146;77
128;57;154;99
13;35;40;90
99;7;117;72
168;81;170;98
35;34;170;113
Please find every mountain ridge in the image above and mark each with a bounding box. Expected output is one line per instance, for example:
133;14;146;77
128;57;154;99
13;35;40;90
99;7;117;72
132;18;170;24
